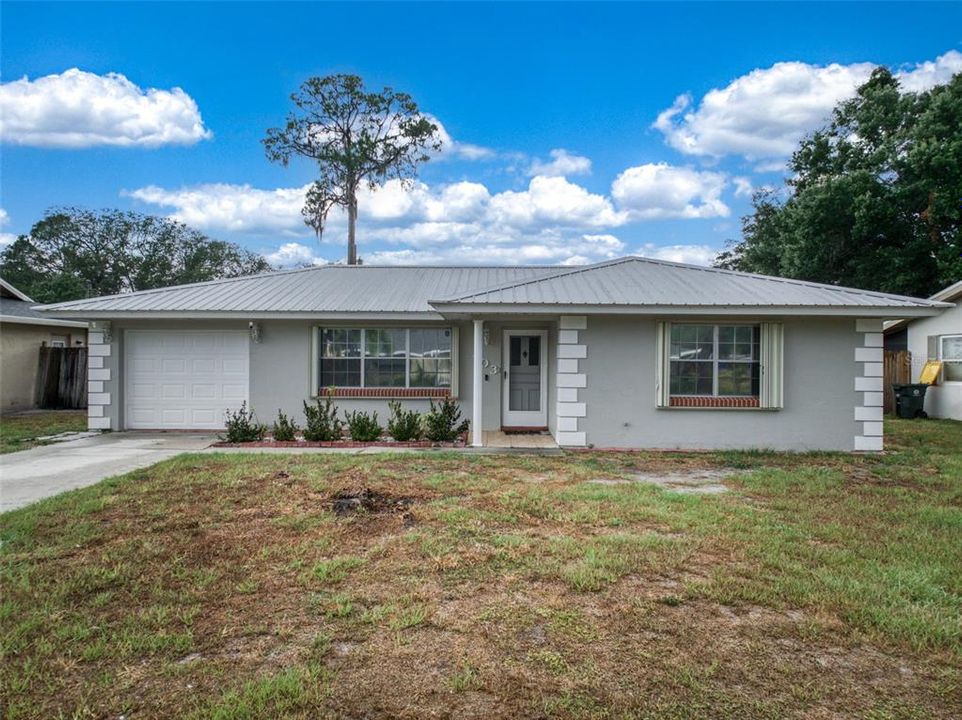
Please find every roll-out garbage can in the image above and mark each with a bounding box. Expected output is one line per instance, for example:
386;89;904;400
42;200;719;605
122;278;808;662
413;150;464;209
891;383;929;419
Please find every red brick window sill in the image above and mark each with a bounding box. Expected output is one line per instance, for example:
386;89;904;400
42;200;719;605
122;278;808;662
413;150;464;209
320;387;451;399
669;396;760;408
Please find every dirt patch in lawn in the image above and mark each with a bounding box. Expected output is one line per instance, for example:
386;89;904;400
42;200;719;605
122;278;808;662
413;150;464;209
328;487;415;517
591;468;743;494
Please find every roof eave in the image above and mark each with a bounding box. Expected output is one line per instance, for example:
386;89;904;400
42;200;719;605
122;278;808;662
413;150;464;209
0;315;89;328
428;302;948;318
0;279;33;302
32;310;445;321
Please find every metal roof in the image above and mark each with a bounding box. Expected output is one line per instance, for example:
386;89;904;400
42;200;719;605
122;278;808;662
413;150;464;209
884;278;961;332
37;265;558;317
36;256;950;319
432;257;952;312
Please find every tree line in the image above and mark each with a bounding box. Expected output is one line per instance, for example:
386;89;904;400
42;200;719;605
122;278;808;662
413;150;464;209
716;69;962;298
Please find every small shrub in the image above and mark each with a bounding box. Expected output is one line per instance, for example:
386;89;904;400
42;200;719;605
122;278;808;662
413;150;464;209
302;392;343;442
345;410;382;442
387;400;422;441
272;409;299;441
424;396;469;442
222;402;267;443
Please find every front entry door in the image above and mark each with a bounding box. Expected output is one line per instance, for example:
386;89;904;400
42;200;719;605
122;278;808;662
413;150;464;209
502;330;548;427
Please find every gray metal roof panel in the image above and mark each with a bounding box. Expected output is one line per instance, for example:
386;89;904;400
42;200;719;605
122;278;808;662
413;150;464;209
36;257;949;316
37;265;560;314
436;257;949;309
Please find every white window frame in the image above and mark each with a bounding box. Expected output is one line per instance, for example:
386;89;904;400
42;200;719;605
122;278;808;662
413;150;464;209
656;321;783;409
668;323;760;398
312;326;458;394
940;334;962;383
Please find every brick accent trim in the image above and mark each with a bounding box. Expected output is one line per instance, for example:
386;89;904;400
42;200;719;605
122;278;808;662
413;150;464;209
669;396;760;408
320;387;450;399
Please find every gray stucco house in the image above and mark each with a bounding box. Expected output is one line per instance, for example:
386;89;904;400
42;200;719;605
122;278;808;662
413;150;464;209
885;280;962;421
38;256;951;451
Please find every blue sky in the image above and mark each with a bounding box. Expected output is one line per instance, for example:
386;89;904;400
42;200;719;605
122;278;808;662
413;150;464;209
2;2;961;267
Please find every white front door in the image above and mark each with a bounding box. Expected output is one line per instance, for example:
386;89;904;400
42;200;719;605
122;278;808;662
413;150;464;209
502;329;548;428
125;330;249;430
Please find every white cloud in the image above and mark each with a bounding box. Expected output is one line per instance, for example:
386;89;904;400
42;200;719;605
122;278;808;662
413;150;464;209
363;232;626;267
490;176;627;228
637;243;718;267
263;242;325;268
896;50;962;92
0;208;18;247
131;168;735;266
733;176;753;198
428;116;495;161
126;184;310;235
0;68;211;148
611;163;729;219
527;149;592;177
130;174;627;239
653;50;962;161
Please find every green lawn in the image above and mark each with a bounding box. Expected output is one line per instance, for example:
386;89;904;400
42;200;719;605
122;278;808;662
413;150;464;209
1;418;960;718
0;410;87;454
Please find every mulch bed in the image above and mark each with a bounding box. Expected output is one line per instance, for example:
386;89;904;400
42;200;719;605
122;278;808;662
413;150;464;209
212;438;466;449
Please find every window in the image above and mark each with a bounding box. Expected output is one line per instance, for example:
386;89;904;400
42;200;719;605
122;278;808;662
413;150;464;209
317;327;453;391
669;324;760;397
941;335;962;382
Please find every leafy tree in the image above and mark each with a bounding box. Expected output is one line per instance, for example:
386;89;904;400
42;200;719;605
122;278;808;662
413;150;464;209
717;69;962;297
263;74;441;265
0;208;272;303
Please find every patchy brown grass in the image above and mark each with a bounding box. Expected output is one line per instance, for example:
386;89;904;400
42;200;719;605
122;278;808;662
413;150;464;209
1;419;961;718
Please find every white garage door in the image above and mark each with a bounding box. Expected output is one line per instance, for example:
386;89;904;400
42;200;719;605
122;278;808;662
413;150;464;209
125;330;249;430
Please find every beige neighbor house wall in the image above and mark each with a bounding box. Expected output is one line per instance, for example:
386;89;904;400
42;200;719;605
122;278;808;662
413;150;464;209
0;323;87;412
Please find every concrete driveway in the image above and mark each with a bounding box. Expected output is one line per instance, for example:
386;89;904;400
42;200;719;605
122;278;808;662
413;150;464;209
0;433;216;513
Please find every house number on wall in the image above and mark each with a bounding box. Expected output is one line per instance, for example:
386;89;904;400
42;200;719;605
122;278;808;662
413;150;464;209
482;357;500;374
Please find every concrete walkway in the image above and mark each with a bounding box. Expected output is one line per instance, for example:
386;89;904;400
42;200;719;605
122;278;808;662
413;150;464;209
0;433;216;513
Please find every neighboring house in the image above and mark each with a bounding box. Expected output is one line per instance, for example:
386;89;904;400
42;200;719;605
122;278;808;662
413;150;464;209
37;257;950;451
885;280;962;420
1;279;89;413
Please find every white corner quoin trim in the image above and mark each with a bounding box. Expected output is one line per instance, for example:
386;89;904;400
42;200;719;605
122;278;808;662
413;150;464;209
556;315;588;447
854;318;884;452
87;322;112;430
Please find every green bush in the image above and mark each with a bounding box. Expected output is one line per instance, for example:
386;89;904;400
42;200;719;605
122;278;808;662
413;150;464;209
272;409;299;441
387;400;423;442
222;402;267;443
302;392;343;442
424;396;469;442
345;410;382;442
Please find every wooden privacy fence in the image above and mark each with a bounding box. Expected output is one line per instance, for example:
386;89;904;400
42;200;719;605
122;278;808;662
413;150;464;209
36;346;88;409
882;350;912;414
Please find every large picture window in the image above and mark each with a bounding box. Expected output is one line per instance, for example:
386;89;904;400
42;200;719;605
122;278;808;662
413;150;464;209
318;327;453;390
941;335;962;381
669;324;761;397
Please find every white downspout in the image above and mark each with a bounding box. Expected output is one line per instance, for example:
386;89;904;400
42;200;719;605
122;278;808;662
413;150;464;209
472;319;484;447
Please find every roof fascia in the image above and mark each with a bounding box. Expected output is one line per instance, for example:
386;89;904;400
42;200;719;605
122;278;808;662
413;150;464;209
0;279;33;302
0;315;89;328
428;303;948;318
31;310;445;321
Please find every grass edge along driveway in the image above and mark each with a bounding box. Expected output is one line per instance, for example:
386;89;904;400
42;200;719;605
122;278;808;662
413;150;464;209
0;410;87;454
